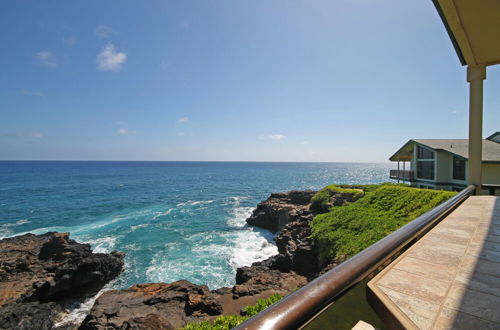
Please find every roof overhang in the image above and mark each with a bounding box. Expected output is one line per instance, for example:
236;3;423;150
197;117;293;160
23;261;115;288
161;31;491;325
389;140;414;162
432;0;500;66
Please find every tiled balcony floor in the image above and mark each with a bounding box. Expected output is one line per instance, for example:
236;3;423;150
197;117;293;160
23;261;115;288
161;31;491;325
368;196;500;329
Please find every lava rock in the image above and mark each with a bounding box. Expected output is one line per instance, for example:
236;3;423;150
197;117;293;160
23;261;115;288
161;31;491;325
0;302;62;330
246;190;316;232
80;281;223;330
0;232;125;329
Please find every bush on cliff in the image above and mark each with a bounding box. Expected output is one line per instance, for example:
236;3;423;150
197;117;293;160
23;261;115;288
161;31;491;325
182;293;282;330
310;185;456;263
310;185;364;212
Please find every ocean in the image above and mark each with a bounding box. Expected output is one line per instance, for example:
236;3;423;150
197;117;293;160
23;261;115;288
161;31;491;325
0;161;393;291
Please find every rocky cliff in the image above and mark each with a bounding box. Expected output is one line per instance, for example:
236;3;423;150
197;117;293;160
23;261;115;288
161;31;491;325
0;232;124;330
245;190;316;232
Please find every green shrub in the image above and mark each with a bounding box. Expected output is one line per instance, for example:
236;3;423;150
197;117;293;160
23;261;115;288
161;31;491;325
242;293;282;317
311;185;364;212
310;185;456;263
182;294;283;330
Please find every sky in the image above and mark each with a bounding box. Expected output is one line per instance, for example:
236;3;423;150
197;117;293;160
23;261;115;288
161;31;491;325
1;1;499;162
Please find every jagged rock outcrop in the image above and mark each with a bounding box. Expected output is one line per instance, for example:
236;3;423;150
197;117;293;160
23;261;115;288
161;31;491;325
0;232;125;330
233;265;307;298
245;190;320;276
0;302;63;330
246;188;363;276
80;281;222;329
246;190;316;232
80;272;307;329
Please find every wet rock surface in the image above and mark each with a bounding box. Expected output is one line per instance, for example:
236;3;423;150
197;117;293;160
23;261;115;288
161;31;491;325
245;190;317;232
0;232;124;329
246;190;321;276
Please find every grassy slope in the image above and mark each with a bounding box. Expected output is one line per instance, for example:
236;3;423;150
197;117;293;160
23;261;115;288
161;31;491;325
310;184;364;211
310;185;456;263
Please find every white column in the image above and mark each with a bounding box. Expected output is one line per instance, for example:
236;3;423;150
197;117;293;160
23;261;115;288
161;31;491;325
467;65;486;194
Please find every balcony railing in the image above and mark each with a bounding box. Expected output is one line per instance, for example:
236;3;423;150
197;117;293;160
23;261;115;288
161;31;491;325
235;185;476;330
389;169;414;181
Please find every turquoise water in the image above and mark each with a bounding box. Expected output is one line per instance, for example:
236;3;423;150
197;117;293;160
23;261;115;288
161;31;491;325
0;161;393;290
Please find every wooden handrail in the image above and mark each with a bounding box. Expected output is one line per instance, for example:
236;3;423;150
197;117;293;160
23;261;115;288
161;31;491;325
235;185;476;330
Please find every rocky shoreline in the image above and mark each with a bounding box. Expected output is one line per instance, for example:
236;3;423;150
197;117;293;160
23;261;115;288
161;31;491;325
0;232;124;330
0;189;357;329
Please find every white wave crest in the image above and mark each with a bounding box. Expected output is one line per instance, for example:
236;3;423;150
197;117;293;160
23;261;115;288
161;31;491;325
176;200;214;207
130;224;149;231
152;209;172;220
82;236;117;253
226;206;254;228
0;219;30;227
230;229;278;269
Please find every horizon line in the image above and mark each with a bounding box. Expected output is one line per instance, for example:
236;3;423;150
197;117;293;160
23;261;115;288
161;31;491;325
0;159;393;164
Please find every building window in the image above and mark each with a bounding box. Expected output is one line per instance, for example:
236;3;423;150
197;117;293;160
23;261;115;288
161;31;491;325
417;146;435;159
453;156;466;181
417;161;435;180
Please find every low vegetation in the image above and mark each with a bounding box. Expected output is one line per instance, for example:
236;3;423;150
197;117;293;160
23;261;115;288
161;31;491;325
182;293;282;330
310;184;364;212
310;185;456;263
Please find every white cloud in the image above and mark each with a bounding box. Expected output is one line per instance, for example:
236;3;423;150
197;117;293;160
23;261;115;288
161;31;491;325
300;141;309;145
21;90;44;97
63;35;77;48
260;134;286;141
36;50;57;68
30;131;44;138
118;128;135;135
177;117;189;123
451;110;459;115
95;25;113;39
97;44;127;71
177;132;186;137
113;121;126;126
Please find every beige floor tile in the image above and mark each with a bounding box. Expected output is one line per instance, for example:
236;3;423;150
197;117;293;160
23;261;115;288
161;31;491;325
432;308;500;330
377;269;450;304
444;283;500;323
438;222;478;235
425;231;471;246
481;241;500;252
459;254;500;278
408;243;464;267
393;256;457;283
467;248;500;263
475;225;500;236
485;235;500;244
455;269;500;297
379;286;440;330
432;226;474;240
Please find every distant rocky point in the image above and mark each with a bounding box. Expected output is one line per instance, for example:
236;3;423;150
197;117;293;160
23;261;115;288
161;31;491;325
0;232;124;330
